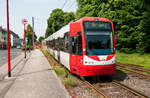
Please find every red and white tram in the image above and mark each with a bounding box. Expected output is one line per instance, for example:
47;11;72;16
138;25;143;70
44;17;116;76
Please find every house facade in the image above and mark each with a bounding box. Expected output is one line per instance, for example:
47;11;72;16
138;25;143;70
0;26;20;49
0;26;7;48
10;31;20;47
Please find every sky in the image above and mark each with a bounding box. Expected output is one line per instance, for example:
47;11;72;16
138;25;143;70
0;0;77;39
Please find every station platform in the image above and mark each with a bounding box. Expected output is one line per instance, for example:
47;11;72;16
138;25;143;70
0;49;70;98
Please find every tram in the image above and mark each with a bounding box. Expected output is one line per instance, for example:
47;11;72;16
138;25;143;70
44;17;116;76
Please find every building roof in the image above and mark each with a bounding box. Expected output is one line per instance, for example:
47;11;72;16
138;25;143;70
0;26;19;38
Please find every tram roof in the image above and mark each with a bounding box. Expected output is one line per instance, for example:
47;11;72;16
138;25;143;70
45;17;112;41
45;24;69;41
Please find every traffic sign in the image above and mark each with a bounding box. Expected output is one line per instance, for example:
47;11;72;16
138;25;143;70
22;19;28;24
26;37;28;41
28;28;31;32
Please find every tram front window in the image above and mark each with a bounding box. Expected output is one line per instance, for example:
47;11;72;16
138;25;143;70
83;21;114;55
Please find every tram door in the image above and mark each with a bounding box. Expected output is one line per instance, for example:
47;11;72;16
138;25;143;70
70;36;82;75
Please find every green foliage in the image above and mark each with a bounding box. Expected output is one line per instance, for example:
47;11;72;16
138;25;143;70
53;66;65;75
53;66;75;86
41;49;50;56
116;51;150;68
44;0;150;53
25;24;37;44
64;77;75;87
119;48;136;54
76;0;150;53
21;45;31;51
38;36;45;43
45;8;75;38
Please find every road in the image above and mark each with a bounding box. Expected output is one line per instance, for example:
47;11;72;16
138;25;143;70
0;48;23;67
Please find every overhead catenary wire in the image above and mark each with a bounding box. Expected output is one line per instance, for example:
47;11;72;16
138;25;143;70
34;17;46;24
67;0;77;12
61;0;68;10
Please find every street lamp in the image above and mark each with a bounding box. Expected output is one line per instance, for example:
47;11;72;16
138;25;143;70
22;19;28;58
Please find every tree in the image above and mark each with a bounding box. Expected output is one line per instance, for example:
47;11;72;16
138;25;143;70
38;36;45;43
45;8;75;38
76;0;150;53
25;24;37;45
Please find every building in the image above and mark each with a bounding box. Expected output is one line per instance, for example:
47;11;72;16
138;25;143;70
0;26;7;48
0;26;20;48
10;30;20;47
20;39;24;46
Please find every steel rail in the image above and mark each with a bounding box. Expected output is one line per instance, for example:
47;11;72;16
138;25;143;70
118;66;150;79
117;63;150;73
42;49;149;98
112;80;148;98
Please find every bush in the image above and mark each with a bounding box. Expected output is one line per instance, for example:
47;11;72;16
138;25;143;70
64;77;75;87
53;66;65;75
120;48;135;54
21;45;33;51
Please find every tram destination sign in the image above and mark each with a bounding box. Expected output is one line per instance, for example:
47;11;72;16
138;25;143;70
83;21;112;31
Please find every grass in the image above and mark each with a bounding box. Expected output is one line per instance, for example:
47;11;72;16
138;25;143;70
41;48;75;87
53;66;69;78
54;66;75;86
116;51;150;68
64;77;75;87
41;48;50;57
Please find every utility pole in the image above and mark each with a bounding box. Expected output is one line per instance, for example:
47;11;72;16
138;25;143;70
28;28;31;53
24;24;26;58
32;17;34;49
6;0;11;77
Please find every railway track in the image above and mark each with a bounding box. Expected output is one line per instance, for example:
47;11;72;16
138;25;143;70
112;80;148;98
80;77;149;98
117;63;150;79
42;50;149;98
80;76;108;98
117;62;150;73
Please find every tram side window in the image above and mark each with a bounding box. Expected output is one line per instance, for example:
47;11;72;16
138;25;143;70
64;33;69;53
46;41;48;47
55;39;59;50
48;41;50;47
52;40;54;49
71;37;76;54
71;35;82;55
47;41;48;46
54;40;57;50
46;41;48;46
49;41;51;48
50;41;52;48
77;35;82;55
57;38;60;50
59;38;64;51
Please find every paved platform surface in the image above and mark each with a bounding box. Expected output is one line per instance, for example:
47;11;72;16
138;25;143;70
0;49;70;98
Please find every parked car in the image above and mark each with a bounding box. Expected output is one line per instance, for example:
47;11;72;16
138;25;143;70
16;45;21;49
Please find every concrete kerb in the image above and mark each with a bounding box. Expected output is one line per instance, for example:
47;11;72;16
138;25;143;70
0;52;26;81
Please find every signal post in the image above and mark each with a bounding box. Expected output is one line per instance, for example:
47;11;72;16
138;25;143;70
22;19;28;58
